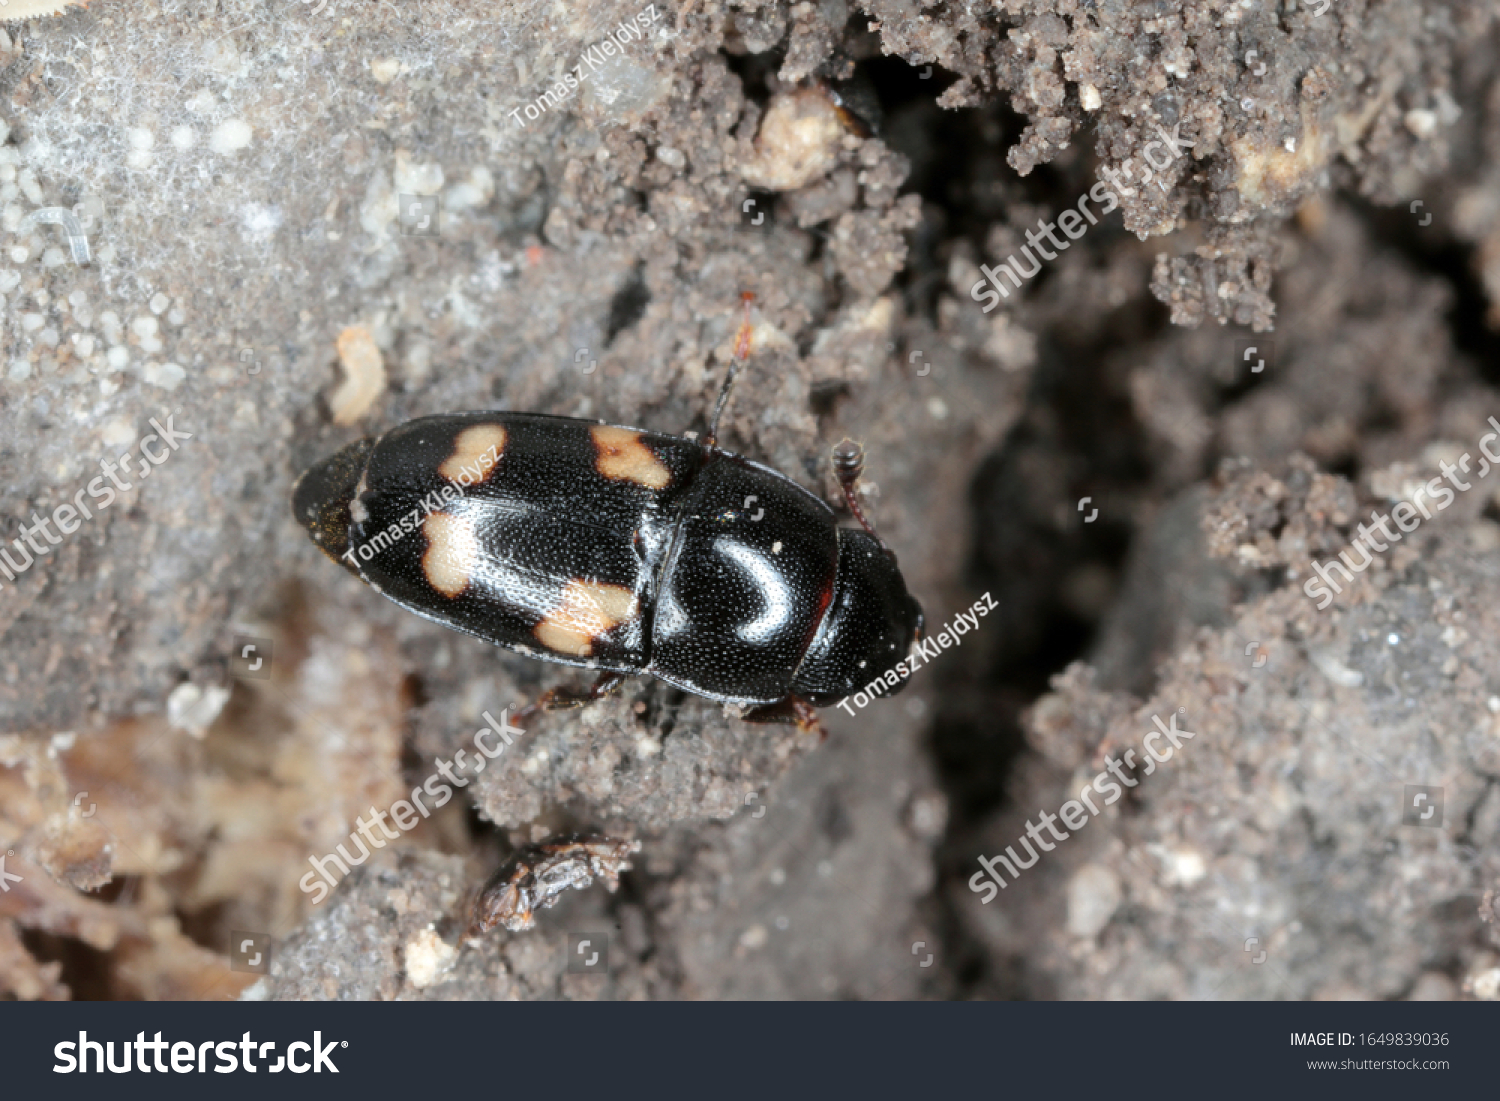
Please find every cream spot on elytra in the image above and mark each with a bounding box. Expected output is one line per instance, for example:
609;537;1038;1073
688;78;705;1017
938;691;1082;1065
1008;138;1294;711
439;423;506;484
534;579;639;656
422;511;478;597
590;425;670;489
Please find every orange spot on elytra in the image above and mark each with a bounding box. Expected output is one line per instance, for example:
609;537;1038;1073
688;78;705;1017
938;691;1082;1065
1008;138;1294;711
422;512;477;597
439;424;506;484
590;425;671;489
534;580;639;656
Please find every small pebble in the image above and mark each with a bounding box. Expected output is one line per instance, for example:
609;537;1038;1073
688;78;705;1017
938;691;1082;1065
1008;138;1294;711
142;361;186;390
370;58;403;84
1404;109;1437;138
209;118;254;155
739;88;845;192
1066;863;1121;938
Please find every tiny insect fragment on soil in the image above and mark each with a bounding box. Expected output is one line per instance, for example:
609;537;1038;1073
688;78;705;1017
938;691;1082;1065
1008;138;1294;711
470;836;641;934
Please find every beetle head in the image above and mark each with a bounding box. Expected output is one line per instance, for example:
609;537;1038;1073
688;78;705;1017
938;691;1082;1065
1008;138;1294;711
792;529;924;706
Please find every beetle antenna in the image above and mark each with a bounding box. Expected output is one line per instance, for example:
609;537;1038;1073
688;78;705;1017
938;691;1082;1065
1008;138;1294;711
832;437;894;558
705;292;755;450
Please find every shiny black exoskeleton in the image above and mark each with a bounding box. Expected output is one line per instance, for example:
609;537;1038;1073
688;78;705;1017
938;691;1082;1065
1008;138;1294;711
292;301;924;727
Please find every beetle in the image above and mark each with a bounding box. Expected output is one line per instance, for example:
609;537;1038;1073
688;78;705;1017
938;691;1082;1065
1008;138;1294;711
291;296;924;731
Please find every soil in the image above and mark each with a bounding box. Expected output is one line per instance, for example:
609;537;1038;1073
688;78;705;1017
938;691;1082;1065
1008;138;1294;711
1;0;1498;1001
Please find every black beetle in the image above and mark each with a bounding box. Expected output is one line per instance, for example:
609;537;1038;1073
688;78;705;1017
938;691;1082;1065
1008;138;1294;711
292;297;924;730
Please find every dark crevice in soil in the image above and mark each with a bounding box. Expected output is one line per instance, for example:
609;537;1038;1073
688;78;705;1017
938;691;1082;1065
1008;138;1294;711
924;333;1160;996
930;323;1162;824
720;42;779;110
857;46;1175;995
1349;194;1500;386
18;928;118;1001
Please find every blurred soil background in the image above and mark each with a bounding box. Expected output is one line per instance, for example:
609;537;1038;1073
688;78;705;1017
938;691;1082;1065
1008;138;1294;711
1;0;1499;1000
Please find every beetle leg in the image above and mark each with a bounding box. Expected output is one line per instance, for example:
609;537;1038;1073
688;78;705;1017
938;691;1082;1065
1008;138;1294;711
831;437;894;557
705;292;756;449
792;697;827;741
513;671;627;727
740;696;828;741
